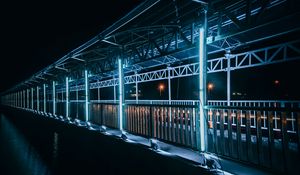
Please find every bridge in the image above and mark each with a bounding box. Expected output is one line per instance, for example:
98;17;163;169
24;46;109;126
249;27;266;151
1;0;300;174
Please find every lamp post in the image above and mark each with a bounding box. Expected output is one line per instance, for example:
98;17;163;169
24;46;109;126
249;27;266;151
208;83;214;99
158;83;165;96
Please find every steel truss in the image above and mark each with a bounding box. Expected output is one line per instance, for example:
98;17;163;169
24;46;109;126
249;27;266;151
54;39;300;91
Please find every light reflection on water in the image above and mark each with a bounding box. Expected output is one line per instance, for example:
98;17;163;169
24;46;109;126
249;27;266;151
53;132;59;160
0;114;51;175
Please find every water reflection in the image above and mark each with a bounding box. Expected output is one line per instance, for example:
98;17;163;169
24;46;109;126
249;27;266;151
0;114;50;175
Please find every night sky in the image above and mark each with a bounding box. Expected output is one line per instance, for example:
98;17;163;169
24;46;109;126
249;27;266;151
0;0;299;100
0;0;140;93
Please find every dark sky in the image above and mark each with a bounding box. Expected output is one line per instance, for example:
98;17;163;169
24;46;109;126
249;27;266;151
0;0;141;93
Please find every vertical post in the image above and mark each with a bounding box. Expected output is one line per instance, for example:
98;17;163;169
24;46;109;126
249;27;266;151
168;66;172;141
76;83;78;118
226;50;231;106
20;91;22;108
168;66;171;104
36;86;39;111
114;75;116;102
135;71;138;104
27;89;29;109
43;84;46;113
118;57;124;131
53;81;56;115
23;90;25;108
66;77;69;117
198;8;208;151
31;88;34;109
85;70;89;121
97;80;100;101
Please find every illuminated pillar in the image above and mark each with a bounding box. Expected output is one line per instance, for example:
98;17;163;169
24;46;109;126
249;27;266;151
198;9;207;152
118;57;124;130
97;80;100;101
85;70;89;121
37;86;39;111
76;83;78;118
27;89;29;109
20;91;22;108
66;77;69;117
23;90;26;108
43;84;46;113
226;50;231;106
113;75;116;102
53;81;56;115
20;91;21;107
135;71;138;103
31;88;34;109
168;66;171;104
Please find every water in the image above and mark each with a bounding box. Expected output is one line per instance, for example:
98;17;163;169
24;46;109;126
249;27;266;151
0;109;205;175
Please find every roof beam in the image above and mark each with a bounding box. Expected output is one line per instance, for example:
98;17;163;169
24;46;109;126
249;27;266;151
55;66;68;72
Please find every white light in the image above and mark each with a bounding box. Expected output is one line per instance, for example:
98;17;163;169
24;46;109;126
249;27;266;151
118;58;123;131
53;81;56;115
199;27;205;151
43;84;46;113
85;70;89;121
66;77;69;117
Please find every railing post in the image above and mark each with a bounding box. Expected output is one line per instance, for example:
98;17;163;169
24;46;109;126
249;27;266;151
281;112;288;173
256;111;263;165
268;111;274;168
237;110;242;160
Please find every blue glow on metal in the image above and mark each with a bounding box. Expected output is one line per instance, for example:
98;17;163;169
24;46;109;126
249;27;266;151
85;70;89;121
199;27;205;151
36;86;39;111
118;58;123;131
43;84;46;113
53;81;56;115
31;88;34;109
66;77;69;117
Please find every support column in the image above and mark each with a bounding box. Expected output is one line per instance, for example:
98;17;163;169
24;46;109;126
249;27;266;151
85;70;90;121
43;84;46;113
31;88;34;110
76;83;78;118
198;8;208;152
113;75;116;102
15;92;16;107
23;90;25;108
19;91;22;108
226;50;231;106
135;71;138;104
27;89;29;109
118;57;125;130
53;81;56;115
37;86;39;111
97;80;100;101
66;77;70;117
168;66;171;104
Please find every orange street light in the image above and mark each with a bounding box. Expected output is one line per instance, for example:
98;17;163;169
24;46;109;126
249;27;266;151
208;83;214;90
158;83;165;96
